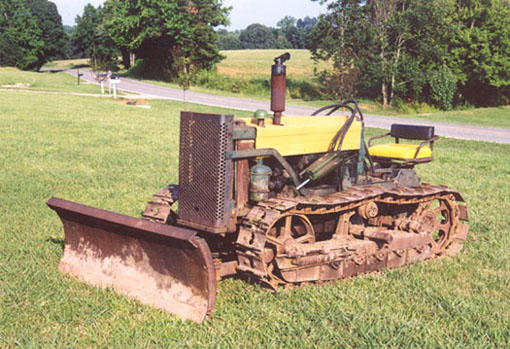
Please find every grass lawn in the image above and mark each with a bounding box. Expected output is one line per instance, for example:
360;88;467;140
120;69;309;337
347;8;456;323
1;89;509;347
388;106;510;129
43;58;91;70
0;68;101;95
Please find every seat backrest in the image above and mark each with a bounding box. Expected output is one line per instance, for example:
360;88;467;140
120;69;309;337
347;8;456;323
390;124;434;141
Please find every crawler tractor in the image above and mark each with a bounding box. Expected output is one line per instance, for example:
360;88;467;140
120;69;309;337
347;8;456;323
48;53;469;322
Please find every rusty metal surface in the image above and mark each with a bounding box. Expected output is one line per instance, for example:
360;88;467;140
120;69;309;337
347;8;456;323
142;185;177;223
235;184;469;290
47;197;217;323
287;184;464;211
177;112;234;233
235;140;254;208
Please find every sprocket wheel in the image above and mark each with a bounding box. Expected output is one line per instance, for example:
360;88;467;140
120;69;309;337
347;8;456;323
261;214;315;289
412;196;459;254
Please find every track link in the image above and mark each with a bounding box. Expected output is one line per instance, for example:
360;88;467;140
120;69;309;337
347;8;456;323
235;184;469;290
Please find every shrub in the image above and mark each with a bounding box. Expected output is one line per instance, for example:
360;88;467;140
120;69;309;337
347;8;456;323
429;66;457;111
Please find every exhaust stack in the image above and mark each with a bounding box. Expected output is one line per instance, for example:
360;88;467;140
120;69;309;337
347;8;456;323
271;52;290;125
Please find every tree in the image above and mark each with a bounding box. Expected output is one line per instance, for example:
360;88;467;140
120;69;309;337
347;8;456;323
25;0;68;67
239;24;277;49
0;0;66;70
277;16;300;48
310;0;455;107
446;0;510;105
72;4;119;70
309;1;369;101
217;29;242;50
103;0;229;80
297;17;318;48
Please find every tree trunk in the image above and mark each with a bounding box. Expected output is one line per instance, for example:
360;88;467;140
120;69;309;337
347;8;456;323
380;46;389;108
389;40;402;106
381;77;389;108
121;49;131;69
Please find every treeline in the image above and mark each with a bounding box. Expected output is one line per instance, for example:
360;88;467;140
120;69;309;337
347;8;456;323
310;0;510;108
217;17;318;50
4;0;510;109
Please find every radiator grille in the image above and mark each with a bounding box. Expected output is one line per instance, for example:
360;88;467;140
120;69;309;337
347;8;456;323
178;112;233;232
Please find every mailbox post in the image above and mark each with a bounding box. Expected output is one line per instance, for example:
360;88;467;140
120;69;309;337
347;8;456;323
77;70;84;85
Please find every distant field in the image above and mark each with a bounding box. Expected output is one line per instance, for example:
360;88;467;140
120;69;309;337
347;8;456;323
1;89;509;346
217;49;330;78
43;58;90;69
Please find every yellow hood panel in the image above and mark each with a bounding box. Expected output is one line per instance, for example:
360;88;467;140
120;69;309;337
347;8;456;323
240;116;362;156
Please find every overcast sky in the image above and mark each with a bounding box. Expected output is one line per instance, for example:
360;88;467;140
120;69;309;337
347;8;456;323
52;0;326;30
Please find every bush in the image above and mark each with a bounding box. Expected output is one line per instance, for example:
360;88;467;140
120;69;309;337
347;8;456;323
429;66;457;111
192;70;322;100
314;62;359;102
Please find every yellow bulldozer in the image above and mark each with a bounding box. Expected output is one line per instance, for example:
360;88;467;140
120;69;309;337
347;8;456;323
47;53;469;322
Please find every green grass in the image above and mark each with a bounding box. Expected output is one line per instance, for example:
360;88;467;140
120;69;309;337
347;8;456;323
386;106;510;129
0;67;101;94
1;89;509;347
43;58;91;70
217;49;329;78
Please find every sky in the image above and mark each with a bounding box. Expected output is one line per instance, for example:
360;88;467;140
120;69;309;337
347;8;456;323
52;0;326;30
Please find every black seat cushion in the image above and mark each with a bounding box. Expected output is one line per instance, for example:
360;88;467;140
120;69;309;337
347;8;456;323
390;124;434;140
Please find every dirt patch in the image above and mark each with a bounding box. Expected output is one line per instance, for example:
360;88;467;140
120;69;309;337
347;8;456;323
1;83;31;88
121;98;151;109
358;103;379;112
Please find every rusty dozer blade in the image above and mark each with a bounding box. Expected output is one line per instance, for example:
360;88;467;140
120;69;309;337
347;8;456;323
47;197;217;323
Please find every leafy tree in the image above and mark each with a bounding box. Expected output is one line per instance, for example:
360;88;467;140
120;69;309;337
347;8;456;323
277;16;300;48
239;24;277;49
72;4;119;70
274;32;292;49
312;0;510;107
310;0;456;107
275;16;318;49
0;0;66;70
297;16;318;48
217;29;242;50
25;0;68;66
447;0;510;105
429;65;457;110
103;0;229;80
63;25;74;35
309;1;370;101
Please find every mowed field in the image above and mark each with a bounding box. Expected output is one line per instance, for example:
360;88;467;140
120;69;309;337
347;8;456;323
0;67;99;95
1;76;510;347
43;58;90;70
217;49;329;78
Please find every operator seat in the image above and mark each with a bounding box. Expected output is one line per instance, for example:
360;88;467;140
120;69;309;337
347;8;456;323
368;124;438;166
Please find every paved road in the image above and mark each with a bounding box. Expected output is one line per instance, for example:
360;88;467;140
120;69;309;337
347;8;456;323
60;68;510;144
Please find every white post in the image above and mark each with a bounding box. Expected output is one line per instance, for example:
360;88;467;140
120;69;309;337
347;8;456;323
108;79;112;94
100;81;104;95
110;79;120;99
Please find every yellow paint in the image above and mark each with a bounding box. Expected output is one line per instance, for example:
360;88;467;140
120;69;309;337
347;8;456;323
239;116;362;156
368;144;432;159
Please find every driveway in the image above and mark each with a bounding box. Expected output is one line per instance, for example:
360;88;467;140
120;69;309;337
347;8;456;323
59;68;510;144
